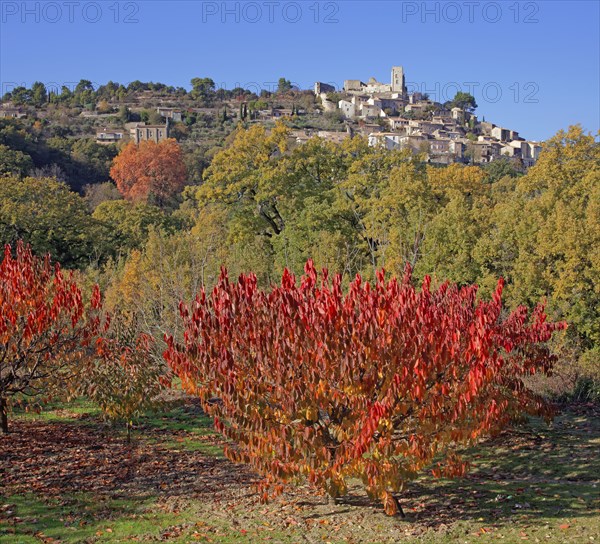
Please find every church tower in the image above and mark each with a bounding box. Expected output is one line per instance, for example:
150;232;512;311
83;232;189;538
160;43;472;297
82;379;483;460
391;66;406;96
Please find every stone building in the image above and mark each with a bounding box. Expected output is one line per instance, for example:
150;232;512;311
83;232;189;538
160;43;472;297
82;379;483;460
0;107;27;119
339;100;356;118
96;128;124;145
391;66;407;97
314;82;336;95
343;79;366;93
129;123;169;144
156;107;183;122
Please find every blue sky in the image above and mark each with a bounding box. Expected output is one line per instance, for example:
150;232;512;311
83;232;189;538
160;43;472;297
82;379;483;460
1;0;598;141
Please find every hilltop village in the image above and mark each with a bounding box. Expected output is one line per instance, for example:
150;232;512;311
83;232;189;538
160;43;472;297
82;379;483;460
313;66;541;166
0;66;540;180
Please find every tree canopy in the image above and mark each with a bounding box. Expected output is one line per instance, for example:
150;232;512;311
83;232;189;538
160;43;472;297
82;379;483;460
110;139;187;207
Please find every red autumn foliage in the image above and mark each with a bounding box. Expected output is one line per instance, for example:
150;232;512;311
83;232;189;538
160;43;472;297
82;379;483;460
110;139;187;205
0;242;166;435
164;261;566;515
0;242;102;432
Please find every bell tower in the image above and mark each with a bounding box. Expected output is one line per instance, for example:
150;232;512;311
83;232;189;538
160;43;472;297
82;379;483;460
391;66;406;96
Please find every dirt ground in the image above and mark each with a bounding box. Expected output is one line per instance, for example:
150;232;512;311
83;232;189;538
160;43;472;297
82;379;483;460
1;401;599;543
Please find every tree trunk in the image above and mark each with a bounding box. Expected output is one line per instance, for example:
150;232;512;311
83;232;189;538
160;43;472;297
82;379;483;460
0;397;8;434
392;494;406;518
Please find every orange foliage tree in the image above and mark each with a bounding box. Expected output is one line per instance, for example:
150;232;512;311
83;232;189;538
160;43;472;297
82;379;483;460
0;242;102;432
110;139;187;206
164;261;566;515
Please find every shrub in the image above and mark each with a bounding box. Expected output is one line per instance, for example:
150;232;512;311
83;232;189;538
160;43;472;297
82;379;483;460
164;261;566;515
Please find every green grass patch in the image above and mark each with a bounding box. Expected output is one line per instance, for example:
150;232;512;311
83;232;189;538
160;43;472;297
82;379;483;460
10;397;101;423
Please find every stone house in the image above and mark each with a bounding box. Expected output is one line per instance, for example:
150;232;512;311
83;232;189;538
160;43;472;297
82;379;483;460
400;134;428;153
471;141;503;163
290;129;313;145
272;108;294;118
450;140;465;159
338;100;356;118
429;139;451;154
388;117;410;131
451;107;465;124
369;133;427;153
96;128;125;145
368;132;403;150
129;123;169;144
0;108;27;119
358;123;385;135
369;96;406;115
446;129;464;140
511;141;542;166
360;104;384;118
491;126;511;142
316;131;349;144
501;143;522;158
432;114;453;125
156;107;183;122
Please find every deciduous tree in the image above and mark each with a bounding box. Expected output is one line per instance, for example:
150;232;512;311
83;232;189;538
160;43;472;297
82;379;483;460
92;200;173;253
110;139;187;207
0;144;33;177
475;126;599;381
0;242;102;432
84;314;167;441
197;123;289;237
164;261;565;514
0;176;108;268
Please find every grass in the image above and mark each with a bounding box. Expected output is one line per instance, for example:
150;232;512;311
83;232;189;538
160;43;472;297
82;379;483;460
138;403;226;458
1;400;599;543
10;398;101;422
0;494;283;543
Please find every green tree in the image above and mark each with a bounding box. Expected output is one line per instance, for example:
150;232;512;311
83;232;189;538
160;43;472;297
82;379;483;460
482;157;523;183
118;105;131;123
0;176;108;268
269;136;371;277
471;126;599;388
92;200;174;253
339;145;434;278
30;81;47;106
196;123;290;238
7;87;31;105
190;77;216;103
83;313;167;441
71;138;118;183
507;128;598;364
0;145;33;177
277;77;292;94
447;91;478;112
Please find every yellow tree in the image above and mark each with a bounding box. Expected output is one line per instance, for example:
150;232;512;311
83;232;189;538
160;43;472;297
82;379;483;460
416;164;489;283
476;126;599;379
339;147;434;278
196;122;289;238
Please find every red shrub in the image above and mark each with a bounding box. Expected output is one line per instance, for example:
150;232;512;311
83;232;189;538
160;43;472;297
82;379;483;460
164;261;565;514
